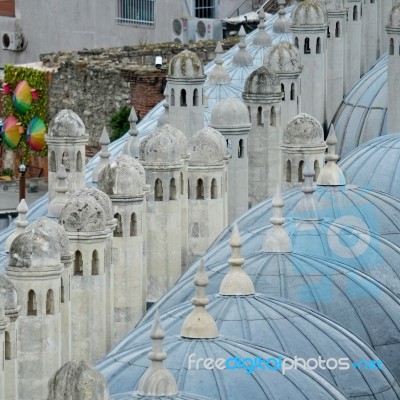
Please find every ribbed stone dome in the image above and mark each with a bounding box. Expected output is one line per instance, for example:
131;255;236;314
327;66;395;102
283;113;325;146
243;66;281;95
61;194;107;232
47;109;86;137
188;127;226;165
292;0;327;26
76;187;113;223
264;41;302;74
0;275;17;310
210;98;250;128
168;50;205;79
388;3;400;29
98;155;145;197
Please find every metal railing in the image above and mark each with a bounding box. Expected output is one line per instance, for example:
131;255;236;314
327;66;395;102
228;0;278;18
115;0;155;26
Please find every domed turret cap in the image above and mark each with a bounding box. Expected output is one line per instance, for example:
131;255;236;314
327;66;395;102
264;41;302;74
210;97;250;128
76;186;113;223
388;3;400;29
99;155;146;197
168;49;205;79
243;66;281;95
283;113;325;146
188;127;226;165
291;0;327;26
47;109;86;138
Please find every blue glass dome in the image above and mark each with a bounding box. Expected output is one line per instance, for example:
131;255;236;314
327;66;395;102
108;294;400;399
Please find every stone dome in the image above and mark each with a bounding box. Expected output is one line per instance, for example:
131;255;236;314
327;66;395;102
168;50;205;79
124;294;400;400
243;66;281;95
0;275;17;310
339;133;400;199
140;125;182;164
48;360;109;400
188;127;226;165
98;155;145;197
7;228;61;270
264;41;302;74
98;335;347;400
388;3;400;29
26;217;70;257
283;113;325;146
158;123;188;158
61;194;107;232
291;0;327;26
76;186;113;223
210;97;250;128
47;109;86;138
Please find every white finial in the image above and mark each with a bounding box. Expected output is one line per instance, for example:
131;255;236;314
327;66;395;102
181;260;218;339
92;127;111;183
157;86;170;127
263;184;292;252
219;224;255;295
5;199;29;252
232;26;253;67
317;125;346;186
122;106;140;158
253;8;272;46
274;0;290;33
137;309;178;397
48;165;69;219
208;42;231;84
293;155;320;220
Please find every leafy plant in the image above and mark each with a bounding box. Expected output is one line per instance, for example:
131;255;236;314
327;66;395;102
109;106;132;142
1;167;14;178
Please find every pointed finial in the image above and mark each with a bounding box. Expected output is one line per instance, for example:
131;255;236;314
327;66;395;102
137;309;178;397
232;26;253;67
263;184;292;252
292;155;320;220
317;125;346;186
253;8;272;46
219;224;255;295
181;261;218;339
274;0;290;33
157;86;170;127
92;127;111;183
122;106;140;158
208;42;231;84
48;165;69;218
5;199;29;252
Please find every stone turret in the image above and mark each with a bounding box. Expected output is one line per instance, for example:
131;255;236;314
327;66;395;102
5;199;28;252
92;127;111;183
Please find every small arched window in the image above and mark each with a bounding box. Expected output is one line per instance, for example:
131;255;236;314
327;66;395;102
327;26;331;39
62;151;70;172
5;331;11;360
316;37;321;54
298;160;304;182
74;250;83;275
188;179;191;199
211;178;218;199
314;160;320;181
46;289;54;315
281;83;285;101
76;151;83;172
270;107;276;127
370;0;374;3
238;139;244;159
28;290;37;316
304;37;311;54
390;38;394;55
335;22;340;38
295;37;299;49
114;213;123;237
257;106;264;126
170;178;177;200
50;151;56;172
61;278;65;303
155;178;163;201
196;179;204;200
290;83;295;101
170;88;175;106
180;89;187;107
286;160;292;182
92;250;100;275
353;5;358;21
193;88;199;106
180;172;184;195
130;213;137;236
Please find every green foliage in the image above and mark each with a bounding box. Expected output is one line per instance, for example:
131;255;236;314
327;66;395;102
109;106;132;142
1;64;50;160
0;167;14;178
